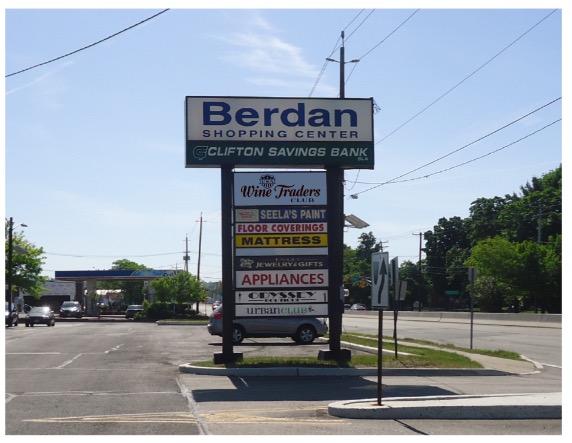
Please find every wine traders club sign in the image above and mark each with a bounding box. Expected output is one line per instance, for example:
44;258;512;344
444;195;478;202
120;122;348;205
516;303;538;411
185;96;374;169
234;172;329;317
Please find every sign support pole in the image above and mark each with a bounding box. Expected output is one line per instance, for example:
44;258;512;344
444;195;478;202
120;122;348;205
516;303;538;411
377;308;384;406
319;165;351;361
214;165;242;364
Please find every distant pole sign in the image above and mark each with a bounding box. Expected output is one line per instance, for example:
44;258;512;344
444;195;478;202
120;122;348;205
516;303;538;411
233;171;330;317
185;96;374;169
371;252;389;309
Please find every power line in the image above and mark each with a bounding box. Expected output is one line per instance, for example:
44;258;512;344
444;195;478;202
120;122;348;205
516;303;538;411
351;118;561;197
6;9;170;78
309;9;371;97
376;9;559;144
44;249;223;259
376;97;560;185
357;9;420;61
350;97;560;188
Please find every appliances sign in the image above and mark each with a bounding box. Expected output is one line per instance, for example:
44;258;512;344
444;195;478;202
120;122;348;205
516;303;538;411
233;172;329;317
186;96;374;169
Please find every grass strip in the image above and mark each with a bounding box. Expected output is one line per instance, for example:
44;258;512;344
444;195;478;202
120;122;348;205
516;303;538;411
193;333;485;369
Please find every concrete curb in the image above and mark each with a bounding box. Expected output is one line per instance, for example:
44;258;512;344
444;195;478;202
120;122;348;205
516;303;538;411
328;392;562;420
178;363;514;377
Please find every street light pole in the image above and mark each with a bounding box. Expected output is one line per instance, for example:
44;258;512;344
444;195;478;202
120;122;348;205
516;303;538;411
326;31;360;99
6;217;27;315
321;31;359;361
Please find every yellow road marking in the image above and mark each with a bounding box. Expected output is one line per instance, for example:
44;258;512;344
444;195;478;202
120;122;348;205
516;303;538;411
23;412;197;424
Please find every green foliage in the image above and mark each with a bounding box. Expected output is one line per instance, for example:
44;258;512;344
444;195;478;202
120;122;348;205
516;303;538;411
5;219;47;298
150;271;203;311
469;275;512;312
417;165;561;313
141;300;173;320
467;235;562;312
98;259;149;305
343;233;385;305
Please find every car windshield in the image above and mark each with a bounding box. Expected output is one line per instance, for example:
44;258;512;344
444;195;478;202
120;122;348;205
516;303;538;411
30;307;50;314
61;302;79;308
127;305;142;309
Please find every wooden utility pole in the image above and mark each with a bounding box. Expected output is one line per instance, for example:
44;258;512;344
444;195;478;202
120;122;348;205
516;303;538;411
413;232;423;311
197;213;203;281
184;235;190;272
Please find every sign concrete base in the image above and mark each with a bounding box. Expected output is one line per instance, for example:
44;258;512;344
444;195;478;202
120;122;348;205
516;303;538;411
213;352;243;365
318;348;352;361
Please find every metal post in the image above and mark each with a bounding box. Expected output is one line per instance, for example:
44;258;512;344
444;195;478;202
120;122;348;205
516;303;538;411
377;308;384;406
6;217;14;314
215;166;242;364
318;30;351;362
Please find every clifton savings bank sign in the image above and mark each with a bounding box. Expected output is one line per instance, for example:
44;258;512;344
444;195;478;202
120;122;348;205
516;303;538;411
185;96;374;318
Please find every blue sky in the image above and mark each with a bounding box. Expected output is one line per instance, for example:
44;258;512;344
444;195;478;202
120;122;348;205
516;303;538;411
3;2;566;282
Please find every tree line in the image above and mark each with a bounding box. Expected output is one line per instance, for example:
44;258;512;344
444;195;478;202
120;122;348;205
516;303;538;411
343;165;562;313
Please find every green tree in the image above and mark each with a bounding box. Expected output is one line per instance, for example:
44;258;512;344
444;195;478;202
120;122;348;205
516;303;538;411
499;165;561;243
467;196;511;244
469;275;512;312
355;231;384;263
466;237;517;283
398;260;429;309
513;239;561;313
342;233;385;306
5;219;47;299
150;271;203;312
424;216;470;303
540;234;562;313
107;259;149;305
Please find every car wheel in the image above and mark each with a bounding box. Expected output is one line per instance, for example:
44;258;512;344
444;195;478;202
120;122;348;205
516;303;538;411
294;325;317;344
25;322;29;327
231;325;245;344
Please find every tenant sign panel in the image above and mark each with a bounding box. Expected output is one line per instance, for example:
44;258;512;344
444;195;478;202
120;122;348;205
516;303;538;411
233;171;329;317
186;96;374;169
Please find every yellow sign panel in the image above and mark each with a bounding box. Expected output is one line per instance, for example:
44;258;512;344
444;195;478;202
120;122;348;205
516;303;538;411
236;233;328;248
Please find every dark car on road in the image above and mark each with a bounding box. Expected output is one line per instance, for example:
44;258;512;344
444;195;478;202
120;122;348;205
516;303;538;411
25;307;56;327
60;301;83;318
207;304;328;344
5;302;19;327
125;305;144;319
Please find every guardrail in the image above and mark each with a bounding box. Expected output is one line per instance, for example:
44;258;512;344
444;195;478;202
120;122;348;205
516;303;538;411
346;310;561;328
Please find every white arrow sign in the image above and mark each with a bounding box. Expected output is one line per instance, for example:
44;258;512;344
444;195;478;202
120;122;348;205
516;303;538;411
371;252;389;308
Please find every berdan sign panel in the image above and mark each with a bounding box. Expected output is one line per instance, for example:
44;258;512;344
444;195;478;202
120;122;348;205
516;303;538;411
185;96;374;169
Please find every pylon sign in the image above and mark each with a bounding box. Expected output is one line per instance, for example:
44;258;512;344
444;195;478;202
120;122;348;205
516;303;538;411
371;252;389;308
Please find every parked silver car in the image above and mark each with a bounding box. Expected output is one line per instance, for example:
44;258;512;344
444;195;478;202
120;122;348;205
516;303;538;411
207;304;328;344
